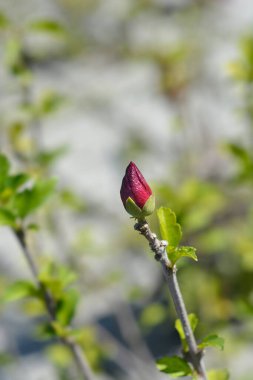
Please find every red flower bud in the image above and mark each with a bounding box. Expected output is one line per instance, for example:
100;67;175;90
120;162;155;218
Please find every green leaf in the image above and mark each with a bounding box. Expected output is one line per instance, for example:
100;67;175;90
2;280;38;302
156;356;193;377
39;261;77;295
6;174;29;191
167;246;198;266
57;266;77;288
157;208;197;265
0;154;10;189
207;369;229;380
39;277;63;299
13;178;57;218
29;20;66;35
198;334;224;351
56;288;79;326
50;321;68;338
0;208;16;227
175;313;198;352
37;322;57;339
157;207;182;247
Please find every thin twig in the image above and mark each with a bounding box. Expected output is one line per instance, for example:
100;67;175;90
116;302;154;363
66;339;95;380
134;220;207;380
97;324;161;380
14;228;96;380
116;302;163;380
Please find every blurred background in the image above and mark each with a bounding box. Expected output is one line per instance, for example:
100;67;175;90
0;0;253;379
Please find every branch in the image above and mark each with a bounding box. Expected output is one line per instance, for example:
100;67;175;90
115;301;162;380
14;228;96;380
97;324;163;380
134;220;207;380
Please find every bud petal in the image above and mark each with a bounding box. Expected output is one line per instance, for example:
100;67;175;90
120;162;155;218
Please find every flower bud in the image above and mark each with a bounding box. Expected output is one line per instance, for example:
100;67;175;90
120;161;155;218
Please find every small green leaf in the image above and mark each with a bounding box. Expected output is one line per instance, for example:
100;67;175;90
0;208;16;227
39;261;77;294
56;288;79;326
50;321;68;338
39;277;63;299
2;280;38;302
13;177;57;218
0;154;10;189
6;173;29;191
57;266;77;288
207;369;229;380
156;356;193;377
29;20;66;35
38;322;57;339
175;313;198;352
157;208;197;265
157;207;182;247
198;334;224;351
168;246;198;266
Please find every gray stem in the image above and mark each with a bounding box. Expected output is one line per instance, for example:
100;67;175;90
165;267;207;379
14;228;96;380
97;324;160;380
116;302;162;380
67;339;95;380
134;220;207;380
